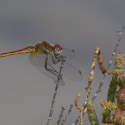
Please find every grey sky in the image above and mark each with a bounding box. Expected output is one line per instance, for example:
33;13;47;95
0;1;125;125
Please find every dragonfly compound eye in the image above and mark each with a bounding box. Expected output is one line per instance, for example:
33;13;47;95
54;44;63;55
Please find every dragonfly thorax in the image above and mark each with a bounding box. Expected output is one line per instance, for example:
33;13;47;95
37;41;53;54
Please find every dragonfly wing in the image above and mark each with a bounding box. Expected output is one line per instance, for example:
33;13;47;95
59;48;75;60
33;66;65;86
29;51;46;67
62;61;83;82
29;52;65;86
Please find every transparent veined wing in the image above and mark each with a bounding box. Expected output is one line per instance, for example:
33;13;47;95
53;61;83;82
56;47;75;60
29;51;65;86
62;62;83;82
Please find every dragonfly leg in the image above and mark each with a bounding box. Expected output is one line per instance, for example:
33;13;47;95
51;55;66;65
45;55;60;76
51;56;60;64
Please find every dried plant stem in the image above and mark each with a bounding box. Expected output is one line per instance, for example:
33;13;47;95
83;47;110;113
92;26;125;103
47;57;65;125
57;107;65;125
74;94;84;125
72;47;109;125
61;104;73;125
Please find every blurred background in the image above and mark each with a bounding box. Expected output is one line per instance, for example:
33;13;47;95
0;1;125;125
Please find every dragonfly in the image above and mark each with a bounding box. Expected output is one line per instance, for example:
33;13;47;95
0;41;83;86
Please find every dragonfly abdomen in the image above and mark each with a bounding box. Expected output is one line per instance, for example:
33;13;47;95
0;46;34;58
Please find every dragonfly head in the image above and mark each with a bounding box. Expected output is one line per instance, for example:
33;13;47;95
53;44;63;56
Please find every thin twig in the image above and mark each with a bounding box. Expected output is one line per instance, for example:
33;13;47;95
61;104;73;125
57;107;65;125
70;118;79;125
47;57;65;125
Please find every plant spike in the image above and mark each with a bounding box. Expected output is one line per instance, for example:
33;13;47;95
100;100;118;111
106;75;118;102
101;52;124;123
107;52;124;103
87;102;100;125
